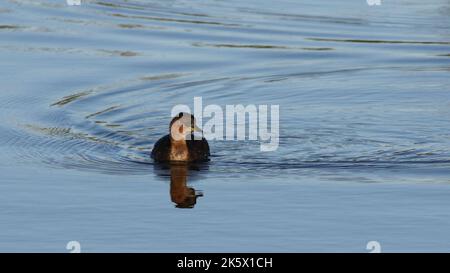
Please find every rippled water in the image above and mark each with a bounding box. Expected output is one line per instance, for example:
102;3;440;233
1;0;450;252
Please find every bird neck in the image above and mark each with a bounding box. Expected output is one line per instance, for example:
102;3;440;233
169;134;189;161
170;134;188;143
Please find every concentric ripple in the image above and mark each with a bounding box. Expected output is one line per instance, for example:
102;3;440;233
1;0;450;177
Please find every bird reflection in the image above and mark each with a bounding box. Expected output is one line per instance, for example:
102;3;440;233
170;163;203;208
154;162;207;209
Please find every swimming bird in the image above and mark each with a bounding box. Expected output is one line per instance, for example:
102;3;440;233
151;112;210;162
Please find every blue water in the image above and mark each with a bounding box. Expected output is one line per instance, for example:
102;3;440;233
1;0;450;252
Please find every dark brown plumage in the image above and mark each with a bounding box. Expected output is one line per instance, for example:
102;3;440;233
151;134;210;162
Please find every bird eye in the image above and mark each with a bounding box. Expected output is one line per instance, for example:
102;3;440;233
178;112;183;118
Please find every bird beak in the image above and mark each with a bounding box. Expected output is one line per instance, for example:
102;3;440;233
192;124;203;133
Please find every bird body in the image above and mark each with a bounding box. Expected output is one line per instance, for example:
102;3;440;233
151;134;210;162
